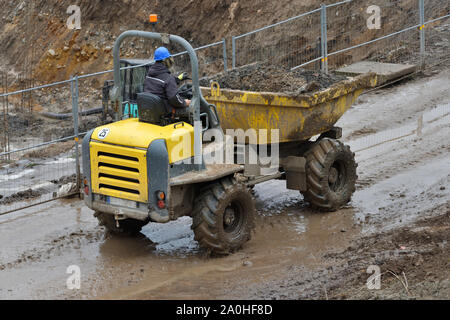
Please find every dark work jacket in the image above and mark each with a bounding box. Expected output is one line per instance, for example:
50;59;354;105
143;62;186;110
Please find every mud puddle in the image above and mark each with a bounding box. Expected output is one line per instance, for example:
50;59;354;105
0;192;361;299
100;204;360;300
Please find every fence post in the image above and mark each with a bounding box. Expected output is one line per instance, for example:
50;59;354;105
320;4;328;74
223;38;228;71
417;114;423;136
232;36;236;69
419;0;425;69
71;76;81;194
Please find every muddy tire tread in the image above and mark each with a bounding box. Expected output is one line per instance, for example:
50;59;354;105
301;138;357;211
192;177;255;255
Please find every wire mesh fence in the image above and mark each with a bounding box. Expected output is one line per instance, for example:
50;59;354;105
0;77;81;215
348;101;450;158
0;70;108;215
327;0;421;70
234;9;322;71
423;0;450;67
0;138;79;215
173;41;227;77
424;18;450;67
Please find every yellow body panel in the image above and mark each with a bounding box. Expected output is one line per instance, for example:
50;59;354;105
89;119;194;202
202;73;377;144
91;118;194;164
90;142;148;202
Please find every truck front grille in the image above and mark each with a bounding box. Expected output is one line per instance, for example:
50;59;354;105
90;142;148;202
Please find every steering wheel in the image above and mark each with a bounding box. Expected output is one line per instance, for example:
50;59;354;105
178;82;193;99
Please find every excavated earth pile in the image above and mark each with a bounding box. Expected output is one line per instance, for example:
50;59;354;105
200;63;347;93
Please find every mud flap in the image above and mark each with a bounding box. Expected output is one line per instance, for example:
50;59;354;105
284;156;307;191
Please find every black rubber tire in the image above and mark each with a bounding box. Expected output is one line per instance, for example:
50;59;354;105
94;211;149;235
191;177;255;255
301;138;357;211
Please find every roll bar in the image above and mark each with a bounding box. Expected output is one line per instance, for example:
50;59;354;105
110;31;202;164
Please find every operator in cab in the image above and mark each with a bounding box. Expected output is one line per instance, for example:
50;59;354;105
143;47;190;112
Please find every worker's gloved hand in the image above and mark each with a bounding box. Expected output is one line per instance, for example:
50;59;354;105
176;72;190;84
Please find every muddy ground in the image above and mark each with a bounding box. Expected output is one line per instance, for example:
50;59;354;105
0;65;448;300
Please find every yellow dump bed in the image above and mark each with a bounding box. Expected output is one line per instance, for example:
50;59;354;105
202;73;377;143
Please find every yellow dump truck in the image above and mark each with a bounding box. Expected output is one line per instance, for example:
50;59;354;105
82;31;376;254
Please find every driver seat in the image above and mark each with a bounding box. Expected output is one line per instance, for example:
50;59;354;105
137;92;167;124
137;92;190;125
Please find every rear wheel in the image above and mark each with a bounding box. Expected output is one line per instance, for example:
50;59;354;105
94;211;149;235
192;177;255;254
301;138;357;211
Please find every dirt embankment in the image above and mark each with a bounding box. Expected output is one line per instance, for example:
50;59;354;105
0;0;329;83
2;0;446;85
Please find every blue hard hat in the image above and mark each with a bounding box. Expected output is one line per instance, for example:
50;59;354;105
154;47;171;61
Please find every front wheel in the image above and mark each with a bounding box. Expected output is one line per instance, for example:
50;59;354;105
301;138;357;211
191;177;255;255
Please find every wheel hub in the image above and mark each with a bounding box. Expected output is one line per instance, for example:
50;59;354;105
224;207;236;227
328;167;339;184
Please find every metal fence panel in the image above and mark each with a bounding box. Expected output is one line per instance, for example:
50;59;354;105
0;75;88;215
172;41;227;77
423;0;450;67
234;9;322;71
327;0;421;70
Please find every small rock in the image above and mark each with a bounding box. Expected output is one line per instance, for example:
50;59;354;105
440;186;445;190
304;81;321;92
48;49;56;56
56;183;78;198
242;260;253;267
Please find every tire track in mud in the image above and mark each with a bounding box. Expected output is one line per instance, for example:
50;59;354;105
0;228;104;272
100;262;244;300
